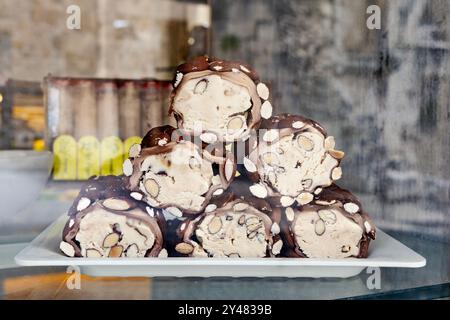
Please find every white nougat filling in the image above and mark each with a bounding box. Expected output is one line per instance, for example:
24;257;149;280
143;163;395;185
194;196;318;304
140;143;214;211
259;133;338;196
173;74;252;133
194;212;268;258
293;208;363;258
76;209;155;258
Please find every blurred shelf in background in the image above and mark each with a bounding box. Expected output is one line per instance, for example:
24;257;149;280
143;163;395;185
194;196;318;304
0;80;44;150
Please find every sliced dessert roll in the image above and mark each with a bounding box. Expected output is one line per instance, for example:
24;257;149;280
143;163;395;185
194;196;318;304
126;127;237;216
244;114;345;207
281;184;376;259
60;176;166;258
175;187;283;258
169;56;272;142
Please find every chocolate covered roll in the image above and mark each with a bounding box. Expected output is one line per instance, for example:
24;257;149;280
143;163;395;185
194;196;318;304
124;126;237;216
281;184;376;259
175;180;283;258
169;56;273;143
244;114;345;207
59;175;167;258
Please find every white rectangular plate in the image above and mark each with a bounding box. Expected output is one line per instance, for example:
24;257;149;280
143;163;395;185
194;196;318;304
15;215;426;278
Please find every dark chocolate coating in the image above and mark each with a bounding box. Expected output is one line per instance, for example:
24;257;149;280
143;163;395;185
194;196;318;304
141;125;178;149
174;56;260;83
67;175;136;217
260;113;327;137
228;177;275;215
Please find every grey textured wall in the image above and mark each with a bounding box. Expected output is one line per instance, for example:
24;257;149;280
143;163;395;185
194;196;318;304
211;0;450;241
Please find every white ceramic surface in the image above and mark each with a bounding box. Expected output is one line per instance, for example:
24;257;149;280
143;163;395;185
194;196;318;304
0;151;53;215
15;215;426;278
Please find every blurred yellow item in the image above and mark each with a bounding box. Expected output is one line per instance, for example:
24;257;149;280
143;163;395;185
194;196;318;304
77;136;101;180
53;135;77;180
33;139;45;151
12;105;45;132
101;136;125;176
52;135;141;180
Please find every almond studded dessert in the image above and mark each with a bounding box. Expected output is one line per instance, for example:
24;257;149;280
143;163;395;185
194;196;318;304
280;184;376;259
244;114;345;207
60;176;166;258
125;126;236;216
175;182;283;258
59;56;376;260
169;56;272;143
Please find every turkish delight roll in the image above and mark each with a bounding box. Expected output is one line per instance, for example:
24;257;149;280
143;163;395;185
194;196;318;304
60;175;167;258
169;56;273;143
280;184;376;258
244;113;345;207
175;181;283;258
125;126;237;216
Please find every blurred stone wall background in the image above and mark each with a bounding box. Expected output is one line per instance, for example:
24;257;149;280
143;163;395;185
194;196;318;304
0;0;206;81
0;0;448;242
211;0;450;241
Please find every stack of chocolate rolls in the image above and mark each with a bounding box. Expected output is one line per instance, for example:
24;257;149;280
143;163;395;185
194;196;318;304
60;56;376;259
